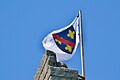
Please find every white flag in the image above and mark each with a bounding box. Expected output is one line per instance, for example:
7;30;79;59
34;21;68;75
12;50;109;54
42;17;79;62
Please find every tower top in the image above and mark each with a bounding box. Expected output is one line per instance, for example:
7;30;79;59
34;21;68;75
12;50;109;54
34;50;84;80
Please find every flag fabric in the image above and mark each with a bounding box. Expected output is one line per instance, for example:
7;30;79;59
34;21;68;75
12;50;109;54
42;17;79;62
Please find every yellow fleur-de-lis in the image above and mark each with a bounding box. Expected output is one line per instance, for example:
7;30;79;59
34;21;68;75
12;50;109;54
55;39;62;45
65;45;72;52
67;30;75;39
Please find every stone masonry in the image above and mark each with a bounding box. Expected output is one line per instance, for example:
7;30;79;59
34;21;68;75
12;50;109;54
34;50;84;80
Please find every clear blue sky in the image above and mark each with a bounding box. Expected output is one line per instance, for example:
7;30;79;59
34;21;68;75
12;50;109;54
0;0;120;80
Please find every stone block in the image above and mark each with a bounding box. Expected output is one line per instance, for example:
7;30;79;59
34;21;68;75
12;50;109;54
49;76;77;80
48;66;78;79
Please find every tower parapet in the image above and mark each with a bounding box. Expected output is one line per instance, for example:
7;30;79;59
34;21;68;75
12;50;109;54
34;50;83;80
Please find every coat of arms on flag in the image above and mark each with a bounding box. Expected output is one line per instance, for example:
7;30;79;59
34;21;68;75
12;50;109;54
42;17;79;62
52;25;76;54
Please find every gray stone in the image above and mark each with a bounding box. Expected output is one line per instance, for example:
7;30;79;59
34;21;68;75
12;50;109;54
39;56;56;80
34;50;84;80
49;76;77;80
57;62;68;68
34;51;48;80
48;66;78;79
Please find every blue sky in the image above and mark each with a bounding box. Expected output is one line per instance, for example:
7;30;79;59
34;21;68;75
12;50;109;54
0;0;120;80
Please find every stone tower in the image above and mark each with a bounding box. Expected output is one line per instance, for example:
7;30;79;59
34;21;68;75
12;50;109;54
34;50;84;80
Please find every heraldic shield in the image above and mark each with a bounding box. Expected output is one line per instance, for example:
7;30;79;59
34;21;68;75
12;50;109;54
52;25;76;54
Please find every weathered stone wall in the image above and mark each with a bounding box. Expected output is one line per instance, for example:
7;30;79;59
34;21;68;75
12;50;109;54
34;50;83;80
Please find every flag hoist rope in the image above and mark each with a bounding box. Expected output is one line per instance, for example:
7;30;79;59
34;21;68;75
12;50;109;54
79;10;85;80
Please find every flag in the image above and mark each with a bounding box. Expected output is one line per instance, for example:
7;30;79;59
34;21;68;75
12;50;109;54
42;17;79;62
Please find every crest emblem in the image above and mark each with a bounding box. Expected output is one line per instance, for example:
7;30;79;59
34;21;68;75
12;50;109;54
52;25;76;54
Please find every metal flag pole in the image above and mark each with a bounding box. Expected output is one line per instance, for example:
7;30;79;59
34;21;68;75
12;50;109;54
79;10;86;79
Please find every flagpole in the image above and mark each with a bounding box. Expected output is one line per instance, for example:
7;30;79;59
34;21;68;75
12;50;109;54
79;10;85;79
